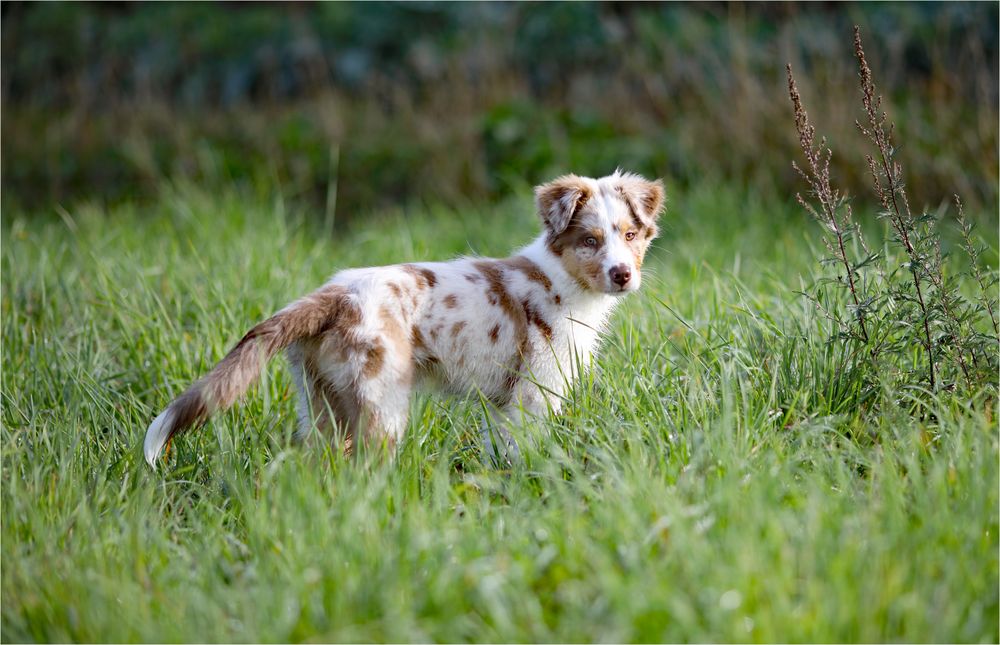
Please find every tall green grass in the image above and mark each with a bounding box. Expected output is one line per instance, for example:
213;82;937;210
2;182;997;642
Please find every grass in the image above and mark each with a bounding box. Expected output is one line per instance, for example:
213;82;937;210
2;180;998;642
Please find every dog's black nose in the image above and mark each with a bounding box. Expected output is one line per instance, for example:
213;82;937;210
609;264;631;287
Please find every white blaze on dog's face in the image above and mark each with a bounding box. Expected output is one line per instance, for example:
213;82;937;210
537;172;664;295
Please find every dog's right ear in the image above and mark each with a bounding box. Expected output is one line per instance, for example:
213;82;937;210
535;175;592;236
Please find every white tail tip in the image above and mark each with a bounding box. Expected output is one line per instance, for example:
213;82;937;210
144;408;174;468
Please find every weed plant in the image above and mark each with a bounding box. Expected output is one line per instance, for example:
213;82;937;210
787;27;999;401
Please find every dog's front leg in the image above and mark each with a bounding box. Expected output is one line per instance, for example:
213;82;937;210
480;386;555;467
480;410;521;468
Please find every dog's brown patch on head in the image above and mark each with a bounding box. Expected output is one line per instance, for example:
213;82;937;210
401;264;438;289
535;174;593;236
450;321;466;338
559;255;598;292
546;207;605;255
387;282;403;299
488;324;501;343
614;216;653;270
443;294;458;308
546;209;608;292
614;174;665;232
502;256;552;292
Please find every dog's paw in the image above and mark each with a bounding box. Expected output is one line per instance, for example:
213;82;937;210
480;423;522;469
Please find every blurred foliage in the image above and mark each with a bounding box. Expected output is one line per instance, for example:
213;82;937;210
1;1;997;216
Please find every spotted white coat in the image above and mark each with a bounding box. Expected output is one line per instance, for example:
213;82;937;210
144;171;665;467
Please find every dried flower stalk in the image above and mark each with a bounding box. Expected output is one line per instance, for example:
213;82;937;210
956;194;999;338
787;63;871;344
853;25;936;390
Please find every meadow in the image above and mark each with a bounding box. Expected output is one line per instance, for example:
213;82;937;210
2;175;997;641
3;3;999;642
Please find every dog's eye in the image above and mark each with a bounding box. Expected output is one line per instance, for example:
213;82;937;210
625;230;637;241
584;236;599;248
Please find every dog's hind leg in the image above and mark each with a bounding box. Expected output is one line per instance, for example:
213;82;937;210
288;344;350;443
352;361;414;456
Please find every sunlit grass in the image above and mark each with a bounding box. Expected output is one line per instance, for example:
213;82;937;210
2;182;997;642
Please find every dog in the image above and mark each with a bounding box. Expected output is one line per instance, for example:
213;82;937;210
144;170;664;467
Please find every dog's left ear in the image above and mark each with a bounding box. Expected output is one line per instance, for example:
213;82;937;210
535;175;593;236
616;175;666;227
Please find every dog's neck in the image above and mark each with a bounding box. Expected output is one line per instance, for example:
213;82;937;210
516;234;620;323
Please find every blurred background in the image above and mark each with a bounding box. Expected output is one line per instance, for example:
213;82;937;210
2;1;997;218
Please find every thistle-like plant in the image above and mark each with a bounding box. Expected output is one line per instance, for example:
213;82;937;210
786;64;877;349
787;26;999;398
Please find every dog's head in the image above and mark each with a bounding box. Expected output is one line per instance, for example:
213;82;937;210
536;171;664;295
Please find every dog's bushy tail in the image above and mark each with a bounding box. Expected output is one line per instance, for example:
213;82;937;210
144;284;355;467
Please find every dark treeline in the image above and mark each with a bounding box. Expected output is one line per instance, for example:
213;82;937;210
2;1;997;217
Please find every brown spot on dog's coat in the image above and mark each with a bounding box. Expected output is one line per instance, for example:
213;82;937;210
522;299;553;340
363;341;386;377
488;324;500;343
502;256;552;291
387;282;403;299
443;294;458;308
494;366;521;408
401;264;438;289
474;260;532;387
412;326;427;350
450;321;466;337
411;325;440;366
379;305;409;355
474;261;525;334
